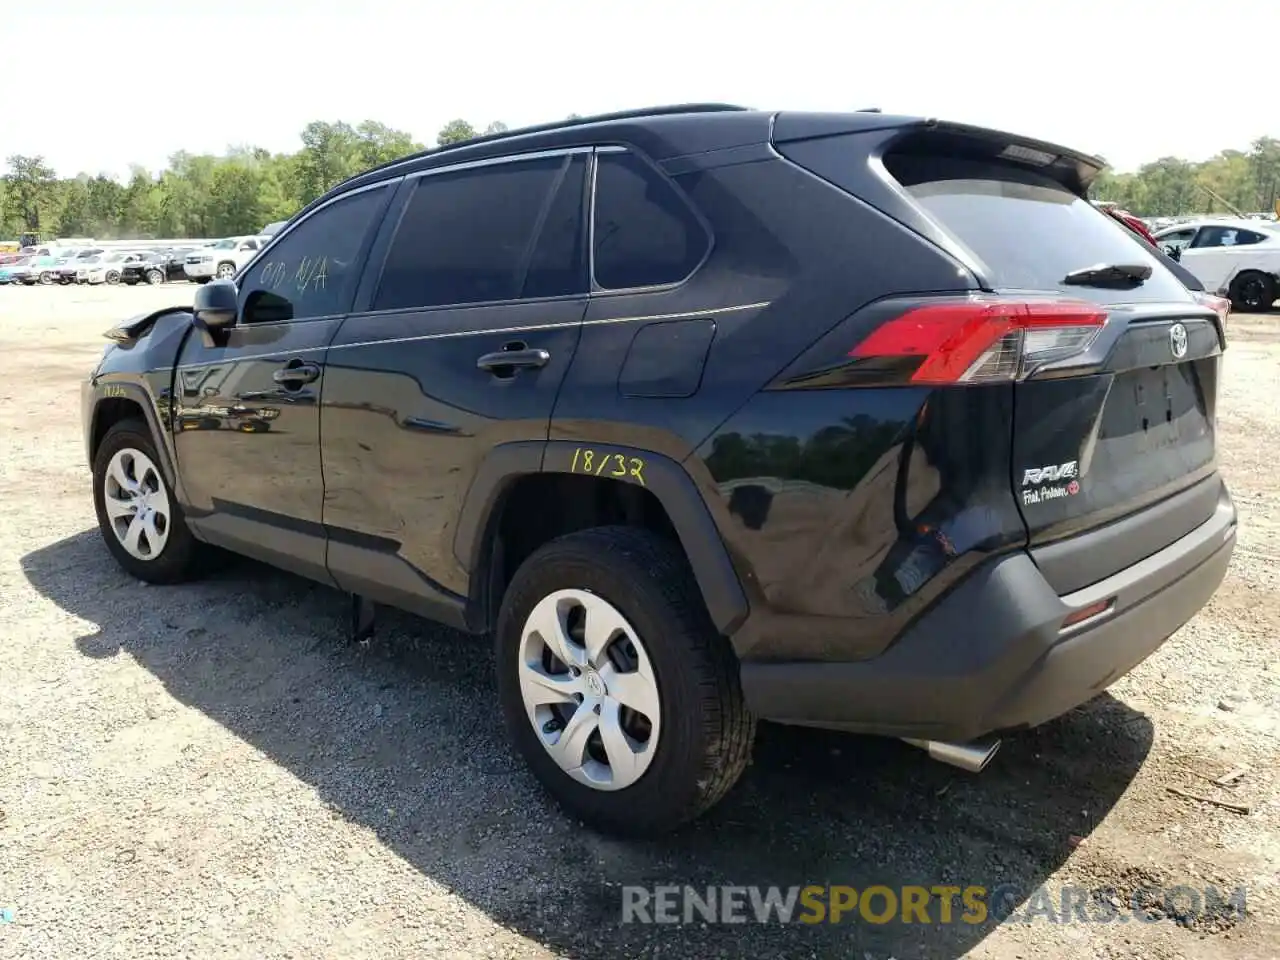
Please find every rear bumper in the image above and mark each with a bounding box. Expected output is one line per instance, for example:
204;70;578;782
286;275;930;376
740;481;1236;742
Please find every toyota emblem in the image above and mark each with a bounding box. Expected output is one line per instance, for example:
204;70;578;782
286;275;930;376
1169;322;1189;360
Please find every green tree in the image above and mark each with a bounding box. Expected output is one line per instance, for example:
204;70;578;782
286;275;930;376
56;176;92;236
354;120;422;170
3;155;57;232
436;119;478;146
297;121;360;200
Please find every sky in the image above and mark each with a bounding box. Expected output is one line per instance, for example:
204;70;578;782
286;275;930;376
5;0;1276;181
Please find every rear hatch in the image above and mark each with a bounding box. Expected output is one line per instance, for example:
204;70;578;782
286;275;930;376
777;119;1228;592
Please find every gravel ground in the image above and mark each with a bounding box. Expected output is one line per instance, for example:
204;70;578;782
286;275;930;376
1;284;1277;960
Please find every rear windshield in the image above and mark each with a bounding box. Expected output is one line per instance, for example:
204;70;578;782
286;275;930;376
887;155;1192;303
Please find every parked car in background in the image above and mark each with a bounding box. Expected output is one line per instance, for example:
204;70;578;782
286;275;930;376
1153;218;1280;311
121;249;194;285
183;236;269;282
31;253;74;285
77;251;148;285
56;249;108;284
1094;202;1158;246
0;256;34;284
261;220;288;237
12;255;61;285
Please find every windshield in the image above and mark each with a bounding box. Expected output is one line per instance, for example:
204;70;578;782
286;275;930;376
212;239;237;250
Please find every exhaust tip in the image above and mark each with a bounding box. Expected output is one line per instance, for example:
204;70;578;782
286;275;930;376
902;737;1002;773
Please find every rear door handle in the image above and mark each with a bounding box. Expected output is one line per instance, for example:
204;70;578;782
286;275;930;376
476;348;550;373
273;361;320;385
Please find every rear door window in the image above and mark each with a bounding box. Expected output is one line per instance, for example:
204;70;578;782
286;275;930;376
1190;226;1269;248
887;155;1192;303
592;150;709;290
372;154;587;311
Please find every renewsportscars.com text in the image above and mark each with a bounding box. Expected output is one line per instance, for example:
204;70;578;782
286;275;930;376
620;884;1247;926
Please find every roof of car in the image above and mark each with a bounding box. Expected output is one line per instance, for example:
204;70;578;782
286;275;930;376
337;104;769;190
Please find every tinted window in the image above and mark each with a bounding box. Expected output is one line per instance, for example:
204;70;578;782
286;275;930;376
373;154;586;311
592;150;708;289
1191;226;1269;248
888;155;1191;303
1158;228;1196;251
238;186;388;323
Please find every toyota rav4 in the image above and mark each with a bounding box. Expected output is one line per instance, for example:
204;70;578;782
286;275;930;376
81;105;1237;836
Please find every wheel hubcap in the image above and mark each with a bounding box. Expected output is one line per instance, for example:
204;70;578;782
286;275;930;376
518;588;661;791
102;448;171;560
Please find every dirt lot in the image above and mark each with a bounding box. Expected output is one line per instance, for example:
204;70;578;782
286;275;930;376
1;284;1277;960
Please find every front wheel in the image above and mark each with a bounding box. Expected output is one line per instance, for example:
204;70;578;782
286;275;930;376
495;526;755;836
38;271;55;285
105;270;121;285
92;419;209;583
145;269;164;285
1228;271;1276;313
215;262;236;280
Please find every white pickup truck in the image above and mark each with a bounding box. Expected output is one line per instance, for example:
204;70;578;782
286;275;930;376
182;235;271;283
1152;218;1280;312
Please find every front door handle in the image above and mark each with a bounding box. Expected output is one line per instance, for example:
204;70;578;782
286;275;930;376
476;347;550;374
273;361;320;385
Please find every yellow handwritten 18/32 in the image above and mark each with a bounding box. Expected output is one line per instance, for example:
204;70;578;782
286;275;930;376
570;448;646;486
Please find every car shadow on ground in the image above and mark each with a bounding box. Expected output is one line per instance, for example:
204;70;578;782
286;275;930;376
24;529;1154;960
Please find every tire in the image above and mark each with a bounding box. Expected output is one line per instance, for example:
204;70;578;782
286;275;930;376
92;418;208;584
1228;271;1276;313
145;269;164;285
495;526;754;836
38;271;54;285
215;261;236;280
105;270;121;285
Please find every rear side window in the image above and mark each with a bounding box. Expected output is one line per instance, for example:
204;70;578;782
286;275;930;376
1190;226;1269;248
887;155;1191;302
592;150;708;289
373;154;587;311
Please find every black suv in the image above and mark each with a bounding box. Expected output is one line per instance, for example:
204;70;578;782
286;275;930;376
81;105;1237;836
121;250;194;285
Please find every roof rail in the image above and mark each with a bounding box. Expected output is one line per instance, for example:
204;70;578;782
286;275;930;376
343;103;752;189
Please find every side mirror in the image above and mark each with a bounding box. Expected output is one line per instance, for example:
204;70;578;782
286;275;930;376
192;279;239;346
1166;246;1182;262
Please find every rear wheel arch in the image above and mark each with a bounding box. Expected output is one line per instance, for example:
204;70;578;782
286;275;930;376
455;441;750;638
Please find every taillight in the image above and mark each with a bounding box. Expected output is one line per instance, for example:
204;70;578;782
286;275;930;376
848;298;1107;385
1192;291;1230;339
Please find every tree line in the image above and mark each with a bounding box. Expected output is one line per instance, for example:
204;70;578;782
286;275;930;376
0;117;521;241
1093;136;1280;218
2;119;1277;241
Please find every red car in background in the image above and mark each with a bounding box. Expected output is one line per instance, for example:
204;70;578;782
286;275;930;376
1094;201;1159;246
